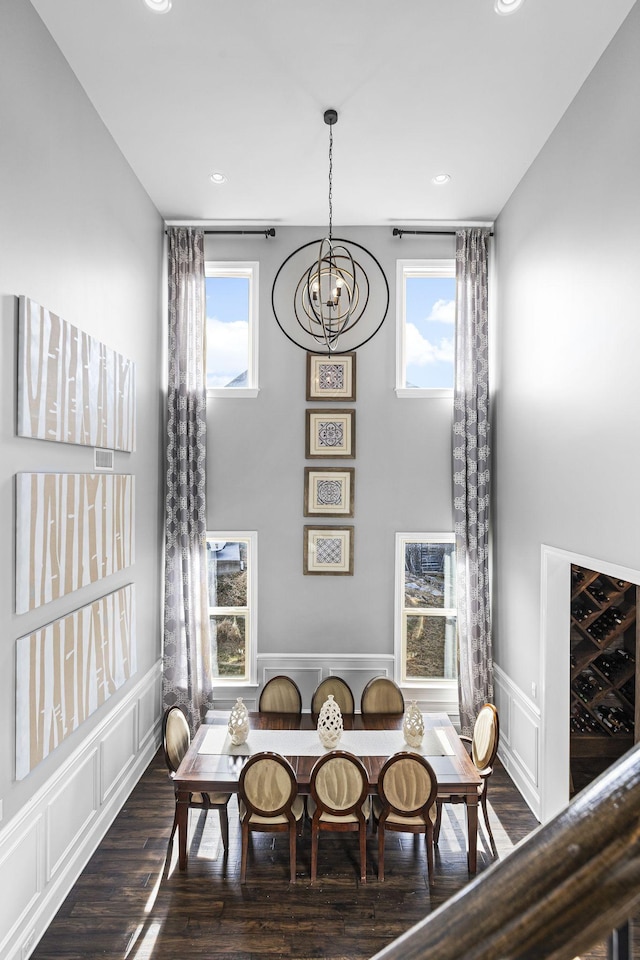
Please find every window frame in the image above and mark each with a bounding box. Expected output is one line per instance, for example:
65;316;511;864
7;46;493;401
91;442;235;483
395;259;456;399
205;261;259;398
206;530;258;685
394;532;458;690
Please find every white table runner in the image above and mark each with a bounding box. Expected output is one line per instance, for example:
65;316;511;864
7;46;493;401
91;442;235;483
198;726;454;758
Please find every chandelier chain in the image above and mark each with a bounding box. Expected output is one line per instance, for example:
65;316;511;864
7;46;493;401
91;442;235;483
328;122;333;240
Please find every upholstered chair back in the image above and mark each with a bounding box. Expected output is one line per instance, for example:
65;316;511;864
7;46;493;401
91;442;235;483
472;703;500;771
311;751;369;819
162;706;190;774
240;753;298;820
378;753;438;821
360;676;405;714
311;677;355;715
258;675;303;713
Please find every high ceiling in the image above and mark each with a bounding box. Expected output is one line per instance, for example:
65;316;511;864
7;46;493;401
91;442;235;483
29;0;636;226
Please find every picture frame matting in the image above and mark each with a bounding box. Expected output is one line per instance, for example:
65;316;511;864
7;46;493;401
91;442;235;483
303;525;354;575
306;352;356;401
305;408;356;459
304;467;354;517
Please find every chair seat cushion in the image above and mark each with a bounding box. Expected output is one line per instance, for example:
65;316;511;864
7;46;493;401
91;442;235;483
372;797;437;825
190;791;231;805
239;795;305;824
307;796;371;823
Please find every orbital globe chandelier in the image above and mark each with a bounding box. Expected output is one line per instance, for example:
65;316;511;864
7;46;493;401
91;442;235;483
272;109;388;355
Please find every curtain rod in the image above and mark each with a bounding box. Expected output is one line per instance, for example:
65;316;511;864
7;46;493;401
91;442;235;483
393;227;494;238
164;228;276;238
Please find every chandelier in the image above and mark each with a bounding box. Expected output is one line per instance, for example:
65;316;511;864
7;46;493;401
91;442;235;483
272;109;388;355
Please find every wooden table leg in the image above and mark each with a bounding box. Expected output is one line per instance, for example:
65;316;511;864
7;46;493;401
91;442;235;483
466;794;479;874
177;791;190;871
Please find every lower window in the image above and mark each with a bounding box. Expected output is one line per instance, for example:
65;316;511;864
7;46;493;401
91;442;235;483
395;534;457;684
206;532;257;683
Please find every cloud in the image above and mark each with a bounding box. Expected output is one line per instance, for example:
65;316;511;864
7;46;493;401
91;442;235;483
406;323;454;366
206;316;248;387
427;298;455;324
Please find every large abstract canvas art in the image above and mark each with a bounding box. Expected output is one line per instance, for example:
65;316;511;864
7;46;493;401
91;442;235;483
16;473;135;613
15;584;136;779
17;296;136;451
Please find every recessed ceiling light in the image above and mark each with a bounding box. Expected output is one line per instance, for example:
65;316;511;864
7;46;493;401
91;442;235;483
432;173;451;185
494;0;525;14
209;172;228;184
143;0;172;13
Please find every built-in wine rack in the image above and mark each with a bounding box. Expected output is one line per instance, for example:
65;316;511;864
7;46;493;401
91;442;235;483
570;565;638;782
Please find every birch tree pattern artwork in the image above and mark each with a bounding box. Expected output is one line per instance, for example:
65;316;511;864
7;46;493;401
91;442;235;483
17;296;136;451
15;584;136;779
15;473;135;613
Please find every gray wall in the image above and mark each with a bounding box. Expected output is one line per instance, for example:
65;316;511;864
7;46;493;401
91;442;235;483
492;2;640;698
0;0;164;824
205;227;457;661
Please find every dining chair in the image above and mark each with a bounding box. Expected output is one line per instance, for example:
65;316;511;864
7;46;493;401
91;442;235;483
238;751;304;883
434;702;500;856
308;750;371;883
373;752;438;886
360;676;405;715
162;706;231;858
311;676;355;716
258;675;303;714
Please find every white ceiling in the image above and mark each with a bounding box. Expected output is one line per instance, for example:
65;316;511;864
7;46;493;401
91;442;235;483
29;0;636;226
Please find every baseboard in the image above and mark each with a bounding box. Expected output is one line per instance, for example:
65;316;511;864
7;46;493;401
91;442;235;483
0;661;162;960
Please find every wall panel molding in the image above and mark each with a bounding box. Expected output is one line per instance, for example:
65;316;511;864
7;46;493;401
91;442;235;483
0;661;161;960
212;652;459;716
494;663;541;819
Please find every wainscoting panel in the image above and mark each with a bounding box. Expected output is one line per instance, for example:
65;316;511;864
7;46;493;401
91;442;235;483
212;654;458;717
138;672;162;751
0;814;42;960
494;664;541;819
100;703;137;805
46;750;98;883
0;661;162;960
262;664;322;710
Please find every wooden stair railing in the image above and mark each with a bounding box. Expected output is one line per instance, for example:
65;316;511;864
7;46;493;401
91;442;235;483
370;742;640;960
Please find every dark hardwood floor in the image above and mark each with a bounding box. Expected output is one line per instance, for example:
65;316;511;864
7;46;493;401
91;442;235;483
30;749;618;960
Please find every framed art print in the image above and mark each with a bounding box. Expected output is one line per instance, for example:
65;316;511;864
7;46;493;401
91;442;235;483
304;467;354;517
305;409;355;459
306;352;356;401
303;525;354;575
17;296;136;451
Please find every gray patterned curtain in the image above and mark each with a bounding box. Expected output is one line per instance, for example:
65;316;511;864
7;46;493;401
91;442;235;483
453;228;492;735
162;227;214;732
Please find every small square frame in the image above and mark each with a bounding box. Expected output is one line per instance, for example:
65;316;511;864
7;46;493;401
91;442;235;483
306;352;356;401
304;467;354;517
303;525;354;575
305;409;355;459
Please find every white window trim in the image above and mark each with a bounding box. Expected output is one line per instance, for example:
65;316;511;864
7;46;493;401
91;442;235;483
394;532;457;691
395;259;455;399
205;261;259;398
207;530;258;685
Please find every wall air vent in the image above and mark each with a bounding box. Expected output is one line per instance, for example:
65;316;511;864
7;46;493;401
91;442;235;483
94;447;114;470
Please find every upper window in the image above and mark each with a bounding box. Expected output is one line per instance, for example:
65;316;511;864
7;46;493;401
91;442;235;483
396;260;456;398
206;532;257;684
395;533;457;685
205;262;259;398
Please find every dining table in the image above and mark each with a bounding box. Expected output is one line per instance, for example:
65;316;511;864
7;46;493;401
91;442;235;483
173;710;483;874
